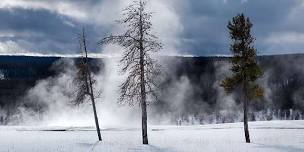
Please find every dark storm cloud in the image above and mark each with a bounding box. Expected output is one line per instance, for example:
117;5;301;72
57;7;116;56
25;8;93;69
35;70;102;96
0;0;107;54
0;8;79;53
177;0;302;55
0;0;303;55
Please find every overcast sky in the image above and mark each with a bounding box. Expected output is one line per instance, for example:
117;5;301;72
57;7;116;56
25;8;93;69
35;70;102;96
0;0;303;56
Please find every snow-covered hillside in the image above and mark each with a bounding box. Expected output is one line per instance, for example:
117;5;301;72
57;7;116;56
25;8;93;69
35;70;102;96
0;120;303;152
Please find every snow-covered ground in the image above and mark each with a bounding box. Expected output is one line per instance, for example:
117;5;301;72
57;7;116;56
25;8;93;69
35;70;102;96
0;120;304;152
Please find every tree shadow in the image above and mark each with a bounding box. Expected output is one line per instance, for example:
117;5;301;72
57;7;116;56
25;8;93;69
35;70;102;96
127;144;176;152
252;143;304;152
77;142;174;152
77;141;100;151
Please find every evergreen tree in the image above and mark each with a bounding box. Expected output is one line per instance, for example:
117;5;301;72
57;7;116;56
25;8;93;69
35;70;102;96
221;14;263;143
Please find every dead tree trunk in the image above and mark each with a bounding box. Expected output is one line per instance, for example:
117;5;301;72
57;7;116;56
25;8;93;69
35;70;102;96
88;78;102;141
99;0;162;145
139;36;148;144
139;3;148;145
81;29;102;141
140;52;148;144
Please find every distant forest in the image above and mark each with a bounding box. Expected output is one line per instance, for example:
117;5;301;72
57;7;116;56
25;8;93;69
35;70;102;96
0;54;303;125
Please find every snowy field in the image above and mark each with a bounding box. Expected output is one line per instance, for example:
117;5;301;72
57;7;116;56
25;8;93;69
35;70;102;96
0;120;304;152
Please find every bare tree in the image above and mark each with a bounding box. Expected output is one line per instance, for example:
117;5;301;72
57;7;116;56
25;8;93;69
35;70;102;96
99;0;162;145
74;28;102;141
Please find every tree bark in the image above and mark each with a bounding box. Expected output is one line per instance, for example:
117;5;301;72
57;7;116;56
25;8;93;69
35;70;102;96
139;1;148;144
89;84;102;141
82;29;102;141
140;44;148;145
141;89;148;145
243;82;250;143
87;68;102;141
243;98;250;143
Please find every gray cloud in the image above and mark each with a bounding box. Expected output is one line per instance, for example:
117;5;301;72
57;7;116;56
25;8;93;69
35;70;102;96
0;0;303;55
176;0;302;55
